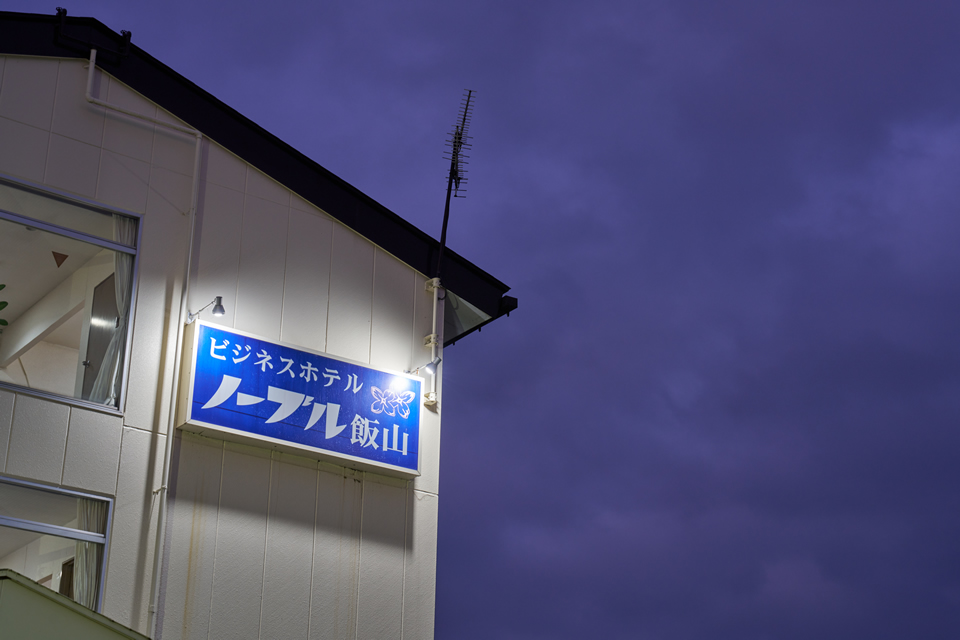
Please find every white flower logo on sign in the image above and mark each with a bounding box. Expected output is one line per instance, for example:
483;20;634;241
370;386;416;420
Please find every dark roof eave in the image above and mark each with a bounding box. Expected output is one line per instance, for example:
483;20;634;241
0;10;513;321
444;295;517;347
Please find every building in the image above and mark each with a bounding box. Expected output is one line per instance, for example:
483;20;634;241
0;9;515;639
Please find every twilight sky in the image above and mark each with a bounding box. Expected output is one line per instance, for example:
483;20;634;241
11;2;960;638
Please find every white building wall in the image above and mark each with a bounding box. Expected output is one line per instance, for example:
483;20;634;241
0;55;443;639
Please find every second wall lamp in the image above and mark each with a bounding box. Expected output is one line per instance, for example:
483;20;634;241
187;296;225;324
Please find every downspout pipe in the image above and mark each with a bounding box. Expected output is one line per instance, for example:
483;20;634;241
431;281;440;397
85;49;203;638
421;277;442;403
146;135;201;638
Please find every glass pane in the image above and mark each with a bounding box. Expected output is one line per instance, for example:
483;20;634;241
0;215;135;407
0;524;103;609
0;482;106;535
0;180;134;247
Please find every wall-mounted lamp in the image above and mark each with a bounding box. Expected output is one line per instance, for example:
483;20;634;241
187;296;225;324
406;355;441;377
424;355;441;376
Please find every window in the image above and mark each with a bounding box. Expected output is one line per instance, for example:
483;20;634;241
0;176;138;409
0;478;111;611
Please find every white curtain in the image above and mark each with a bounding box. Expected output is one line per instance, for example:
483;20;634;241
89;215;136;406
74;499;107;610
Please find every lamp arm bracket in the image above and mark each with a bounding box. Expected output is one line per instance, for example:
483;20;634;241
186;301;212;324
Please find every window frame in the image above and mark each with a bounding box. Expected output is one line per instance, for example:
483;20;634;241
0;172;142;415
0;475;114;612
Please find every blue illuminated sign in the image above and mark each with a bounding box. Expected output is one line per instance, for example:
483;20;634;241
184;323;421;474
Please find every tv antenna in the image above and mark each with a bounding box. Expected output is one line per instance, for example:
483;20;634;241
435;89;474;279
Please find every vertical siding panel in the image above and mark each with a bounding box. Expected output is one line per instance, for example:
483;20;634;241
356;477;408;640
148;164;194;216
160;433;224;640
402;489;439;640
44;134;100;198
260;454;318;639
51;60;105;147
0;390;14;473
309;468;362;640
100;77;156;164
234;196;288;340
97;150;151;213
151;126;195;177
204;143;246;192
0;117;49;182
207;441;271;640
124;184;190;433
281;209;333;352
105;75;159;120
61;407;123;494
4;395;69;484
245;168;290;205
0;55;54;183
0;57;58;130
193;182;244;328
102;427;166;634
326;226;374;364
413;410;442;495
369;251;416;372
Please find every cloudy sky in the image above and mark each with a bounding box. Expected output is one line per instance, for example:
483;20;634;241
11;1;960;637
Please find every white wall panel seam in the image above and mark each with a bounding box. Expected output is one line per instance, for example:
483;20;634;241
399;486;411;640
280;203;292;341
109;430;122;498
190;146;208;288
93;112;106;203
2;393;15;472
96;71;108;152
59;405;73;485
0;56;6;110
122;424;163;435
322;224;336;354
102;424;135;600
353;472;366;640
278;219;289;342
43;61;60;132
368;250;377;361
409;271;419;374
371;251;378;362
257;450;277;640
41;101;55;184
233;165;250;325
305;461;321;639
205;439;227;640
52;403;71;487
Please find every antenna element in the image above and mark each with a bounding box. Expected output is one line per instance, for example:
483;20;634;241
436;90;475;279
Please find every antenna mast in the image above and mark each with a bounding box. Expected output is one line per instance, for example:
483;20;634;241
435;89;474;279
